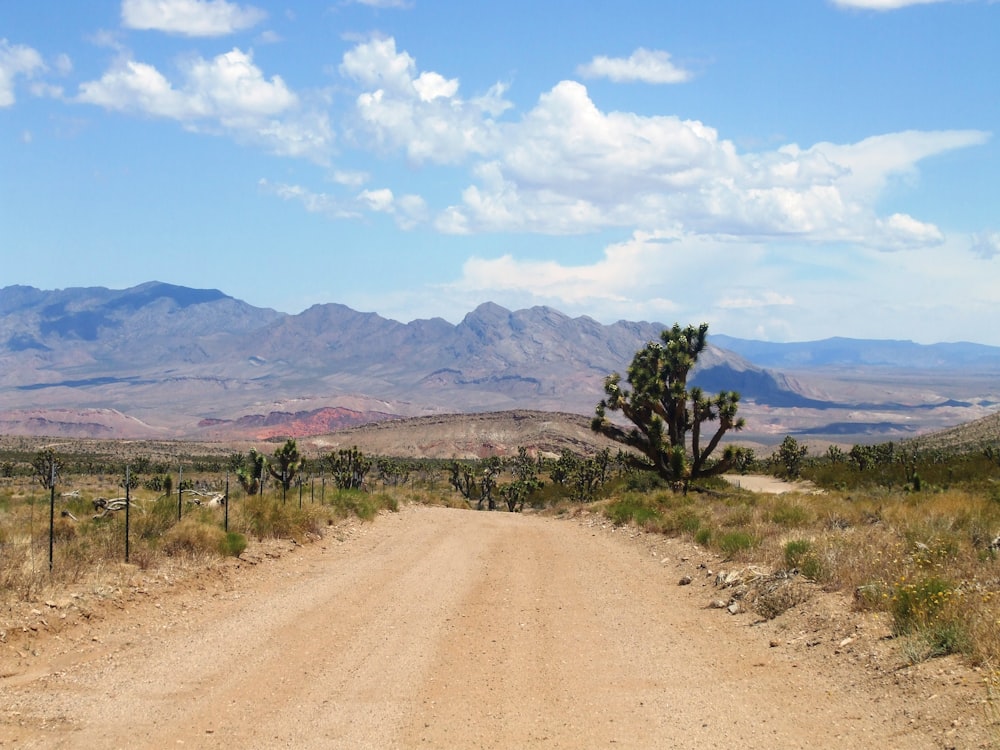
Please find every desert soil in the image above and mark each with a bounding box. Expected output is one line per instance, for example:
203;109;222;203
1;504;994;749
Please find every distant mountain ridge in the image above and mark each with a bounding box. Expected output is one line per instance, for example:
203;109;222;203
710;334;1000;369
1;282;998;442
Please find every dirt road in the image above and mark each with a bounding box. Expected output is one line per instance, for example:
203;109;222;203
1;505;991;748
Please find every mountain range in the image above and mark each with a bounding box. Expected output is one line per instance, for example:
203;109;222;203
1;281;998;445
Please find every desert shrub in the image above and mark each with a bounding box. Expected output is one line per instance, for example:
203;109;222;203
605;496;662;527
719;531;756;559
52;516;78;542
783;539;812;569
222;531;247;557
239;495;298;540
890;575;954;636
799;554;825;582
721;503;754;528
162;518;226;557
133;496;179;540
672;508;702;535
753;580;813;620
623;471;669;493
770;500;811;528
328;489;399;521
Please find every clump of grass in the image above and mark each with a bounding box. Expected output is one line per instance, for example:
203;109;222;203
605;496;662;528
719;530;757;559
162;518;226;557
890;575;954;636
771;500;811;528
235;494;325;541
221;531;247;557
783;538;812;569
668;508;702;535
327;489;400;521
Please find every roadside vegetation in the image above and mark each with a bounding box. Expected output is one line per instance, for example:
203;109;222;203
4;427;999;669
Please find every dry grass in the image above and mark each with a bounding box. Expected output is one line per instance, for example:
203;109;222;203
0;475;399;611
605;482;1000;665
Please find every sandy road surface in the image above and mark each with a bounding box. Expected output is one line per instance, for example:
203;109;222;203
1;505;990;748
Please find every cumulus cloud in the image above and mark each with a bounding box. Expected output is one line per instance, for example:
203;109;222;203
339;36;511;164
77;48;331;160
0;39;45;107
121;0;266;37
444;82;985;245
577;48;692;84
332;37;988;250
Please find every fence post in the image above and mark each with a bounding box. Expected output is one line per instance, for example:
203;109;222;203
125;465;131;563
224;472;230;533
177;465;183;521
48;462;56;573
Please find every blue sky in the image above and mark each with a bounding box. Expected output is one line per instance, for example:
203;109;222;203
2;0;998;345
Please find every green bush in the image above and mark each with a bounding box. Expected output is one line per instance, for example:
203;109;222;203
719;531;756;558
605;496;661;527
890;576;954;636
674;509;701;534
783;539;812;569
221;531;247;557
771;501;811;528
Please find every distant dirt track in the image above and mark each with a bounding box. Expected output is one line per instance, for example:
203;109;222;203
1;505;986;748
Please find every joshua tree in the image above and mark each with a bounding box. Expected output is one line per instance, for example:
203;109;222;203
236;449;267;495
592;322;744;491
326;447;372;490
32;448;60;490
269;439;306;492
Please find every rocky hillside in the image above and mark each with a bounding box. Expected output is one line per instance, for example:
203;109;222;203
907;412;1000;452
1;282;998;442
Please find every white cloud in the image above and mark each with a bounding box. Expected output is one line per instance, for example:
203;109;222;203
441;230;999;344
717;291;796;310
339;36;510;164
329;37;990;252
449;230;695;314
971;231;1000;259
874;212;944;249
259;178;359;219
442;81;986;246
347;0;414;7
77;48;331;160
331;169;370;187
359;187;394;212
577;48;692;84
121;0;266;37
355;187;428;227
831;0;948;9
0;39;45;107
261;179;426;228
